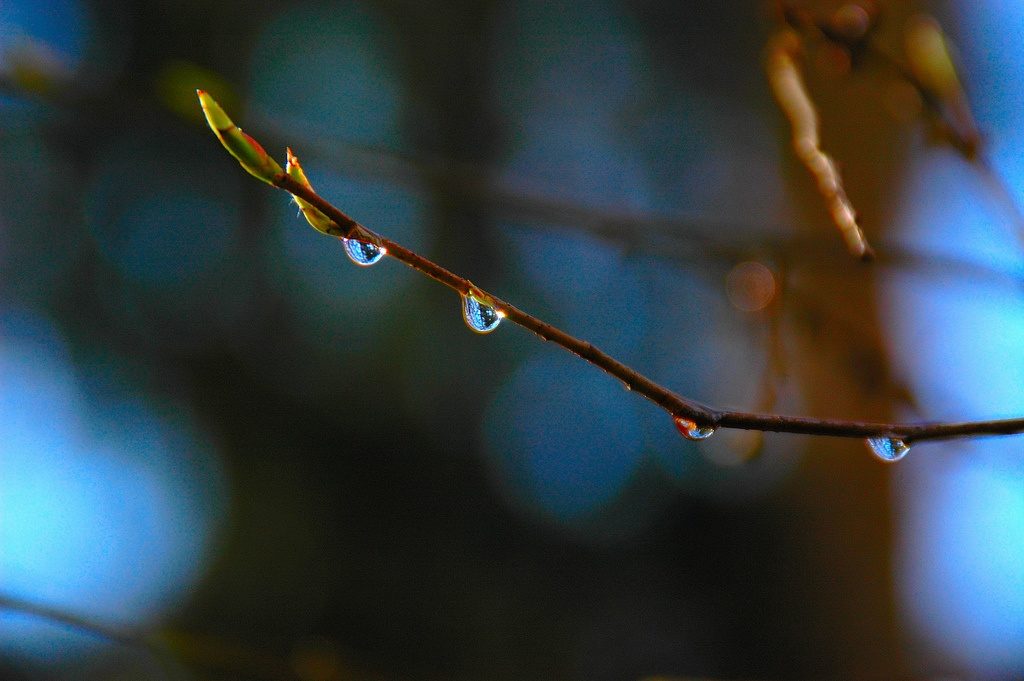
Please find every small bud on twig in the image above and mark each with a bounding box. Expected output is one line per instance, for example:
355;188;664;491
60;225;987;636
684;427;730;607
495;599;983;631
285;148;337;235
197;89;284;185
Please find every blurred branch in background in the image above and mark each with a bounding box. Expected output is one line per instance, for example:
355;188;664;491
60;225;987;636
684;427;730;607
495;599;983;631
777;0;1024;248
0;593;388;681
766;24;873;260
0;38;73;99
0;593;153;654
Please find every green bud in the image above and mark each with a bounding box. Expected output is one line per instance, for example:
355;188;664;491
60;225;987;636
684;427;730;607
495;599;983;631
285;148;337;235
197;89;283;185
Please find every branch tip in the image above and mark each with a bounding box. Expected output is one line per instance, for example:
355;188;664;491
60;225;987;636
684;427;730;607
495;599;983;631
196;89;283;185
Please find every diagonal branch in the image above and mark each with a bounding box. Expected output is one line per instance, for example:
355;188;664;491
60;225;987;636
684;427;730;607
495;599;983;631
199;91;1024;450
276;171;714;426
277;170;1024;445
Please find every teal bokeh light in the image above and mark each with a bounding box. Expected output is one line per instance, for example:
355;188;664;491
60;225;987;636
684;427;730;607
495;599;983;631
248;0;404;148
900;452;1024;675
85;127;240;288
0;307;227;662
0;0;92;68
491;0;651;212
888;2;1024;674
481;351;644;527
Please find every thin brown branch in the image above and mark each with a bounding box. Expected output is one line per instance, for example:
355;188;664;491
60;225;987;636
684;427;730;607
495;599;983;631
271;172;1024;446
766;29;874;261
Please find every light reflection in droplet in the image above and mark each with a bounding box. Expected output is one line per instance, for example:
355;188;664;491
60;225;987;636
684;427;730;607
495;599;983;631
866;436;911;462
269;165;429;392
342;237;384;266
462;294;503;334
673;416;716;441
641;260;803;499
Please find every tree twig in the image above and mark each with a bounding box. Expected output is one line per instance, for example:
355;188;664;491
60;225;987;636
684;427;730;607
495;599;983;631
199;91;1024;448
279;158;1024;444
766;29;874;261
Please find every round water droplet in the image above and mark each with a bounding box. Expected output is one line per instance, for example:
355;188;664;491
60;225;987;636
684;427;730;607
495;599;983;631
673;416;716;441
343;238;384;266
866;436;911;462
462;294;502;334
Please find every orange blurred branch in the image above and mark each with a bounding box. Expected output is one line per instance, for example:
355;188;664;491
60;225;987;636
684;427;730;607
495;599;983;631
766;27;874;261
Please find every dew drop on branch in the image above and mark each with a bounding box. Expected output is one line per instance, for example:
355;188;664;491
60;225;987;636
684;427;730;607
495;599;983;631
673;416;716;441
865;436;911;462
462;294;503;334
343;238;384;266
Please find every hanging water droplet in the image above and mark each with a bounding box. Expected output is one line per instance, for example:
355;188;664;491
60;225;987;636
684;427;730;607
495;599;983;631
673;416;716;441
343;238;384;266
866;436;911;462
462;294;503;334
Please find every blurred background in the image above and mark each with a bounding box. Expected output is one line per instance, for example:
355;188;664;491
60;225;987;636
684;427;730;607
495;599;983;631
2;0;1024;679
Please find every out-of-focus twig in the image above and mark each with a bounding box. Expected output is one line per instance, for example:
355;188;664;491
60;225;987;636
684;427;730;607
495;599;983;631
0;593;323;681
783;5;1024;252
0;37;74;99
902;14;1024;249
766;28;874;261
0;593;150;652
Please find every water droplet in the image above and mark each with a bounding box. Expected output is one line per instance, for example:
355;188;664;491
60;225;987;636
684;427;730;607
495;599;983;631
673;416;716;441
866;436;910;462
462;294;503;334
343;238;384;266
